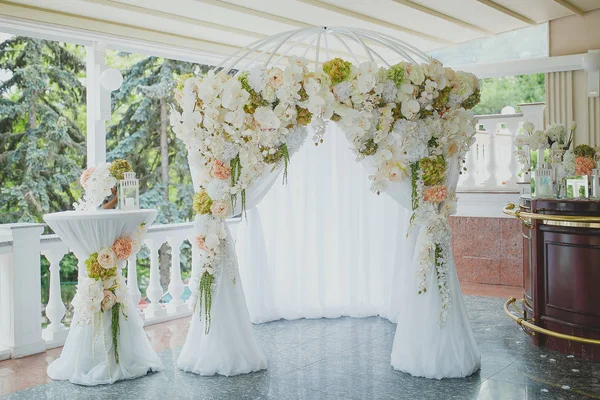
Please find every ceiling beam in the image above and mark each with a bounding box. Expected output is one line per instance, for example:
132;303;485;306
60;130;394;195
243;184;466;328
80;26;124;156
475;0;536;25
82;0;265;40
390;0;492;35
552;0;585;16
194;0;312;28
297;0;454;45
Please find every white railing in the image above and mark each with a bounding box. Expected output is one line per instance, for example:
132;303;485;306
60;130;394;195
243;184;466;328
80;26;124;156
0;219;239;360
458;103;545;192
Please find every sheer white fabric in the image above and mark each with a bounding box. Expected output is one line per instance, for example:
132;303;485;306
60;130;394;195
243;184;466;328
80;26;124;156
237;125;409;322
236;124;480;379
43;210;164;386
177;152;285;376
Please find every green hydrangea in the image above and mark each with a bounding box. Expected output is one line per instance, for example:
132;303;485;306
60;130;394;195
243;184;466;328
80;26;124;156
109;159;133;180
574;144;596;158
419;155;446;186
296;106;312;126
387;63;407;87
461;89;481;110
322;58;352;86
86;253;117;280
193;189;213;214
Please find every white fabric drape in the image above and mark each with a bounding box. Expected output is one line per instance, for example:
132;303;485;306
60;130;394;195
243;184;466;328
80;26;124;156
178;152;287;376
236;124;480;379
43;210;164;386
237;124;413;323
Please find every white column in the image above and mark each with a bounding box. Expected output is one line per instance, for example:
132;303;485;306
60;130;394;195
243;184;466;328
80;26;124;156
484;129;497;188
86;41;107;167
127;253;142;313
167;237;187;314
186;234;201;309
41;244;69;346
144;239;166;319
0;224;46;358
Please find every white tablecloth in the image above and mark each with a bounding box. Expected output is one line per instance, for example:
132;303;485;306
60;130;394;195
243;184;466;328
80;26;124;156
43;209;164;386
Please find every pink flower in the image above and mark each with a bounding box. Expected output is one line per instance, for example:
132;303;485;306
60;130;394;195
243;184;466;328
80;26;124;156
80;167;95;188
210;200;230;217
423;185;447;204
112;237;133;260
210;160;231;180
195;235;208;252
101;290;117;311
575;157;595;176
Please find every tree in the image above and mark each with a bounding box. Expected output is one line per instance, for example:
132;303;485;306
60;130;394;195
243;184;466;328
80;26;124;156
108;53;208;289
0;36;86;223
472;73;545;115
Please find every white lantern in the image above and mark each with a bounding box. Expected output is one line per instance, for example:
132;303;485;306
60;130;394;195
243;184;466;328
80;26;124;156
119;172;140;210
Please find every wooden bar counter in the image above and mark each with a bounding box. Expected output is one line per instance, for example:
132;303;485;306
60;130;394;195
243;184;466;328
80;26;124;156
516;198;600;361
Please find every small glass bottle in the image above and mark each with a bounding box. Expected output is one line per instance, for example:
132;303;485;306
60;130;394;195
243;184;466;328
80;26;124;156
533;163;553;198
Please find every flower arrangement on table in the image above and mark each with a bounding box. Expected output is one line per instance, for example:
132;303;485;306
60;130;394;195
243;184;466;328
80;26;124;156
74;159;133;211
71;223;146;372
515;121;576;173
170;56;479;329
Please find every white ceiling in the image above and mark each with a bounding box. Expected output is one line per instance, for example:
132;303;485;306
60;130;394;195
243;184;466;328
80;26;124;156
2;0;599;61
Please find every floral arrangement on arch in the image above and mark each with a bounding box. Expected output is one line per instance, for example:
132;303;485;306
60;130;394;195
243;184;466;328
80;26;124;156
170;56;480;330
71;223;147;373
74;159;133;211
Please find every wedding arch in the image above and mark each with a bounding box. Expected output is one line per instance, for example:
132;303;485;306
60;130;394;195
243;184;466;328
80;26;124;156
169;26;481;379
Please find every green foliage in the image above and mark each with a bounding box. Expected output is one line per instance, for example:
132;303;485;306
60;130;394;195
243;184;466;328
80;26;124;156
197;270;214;334
0;36;86;223
472;73;544;115
574;144;596;158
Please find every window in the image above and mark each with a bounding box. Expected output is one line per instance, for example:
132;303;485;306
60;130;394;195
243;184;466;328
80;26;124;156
430;23;548;67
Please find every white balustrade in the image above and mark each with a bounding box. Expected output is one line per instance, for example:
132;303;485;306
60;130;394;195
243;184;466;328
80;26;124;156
144;238;167;320
127;253;142;312
166;236;187;314
457;102;546;192
40;240;70;347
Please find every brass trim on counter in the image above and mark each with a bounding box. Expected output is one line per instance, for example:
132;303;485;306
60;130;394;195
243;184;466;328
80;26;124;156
504;298;600;345
503;204;600;229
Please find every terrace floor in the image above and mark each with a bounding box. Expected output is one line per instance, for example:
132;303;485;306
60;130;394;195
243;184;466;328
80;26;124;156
2;284;599;400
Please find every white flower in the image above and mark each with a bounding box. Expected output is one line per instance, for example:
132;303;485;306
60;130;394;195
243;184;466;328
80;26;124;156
248;68;266;92
401;99;421;120
408;64;425;85
522;121;535;134
254;106;281;130
220;78;249;110
267;68;284;88
568;121;577;131
98;248;117;269
547;123;566;143
205;179;229;201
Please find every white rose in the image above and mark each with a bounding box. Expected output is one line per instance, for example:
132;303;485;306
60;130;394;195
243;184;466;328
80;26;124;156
98;248;117;269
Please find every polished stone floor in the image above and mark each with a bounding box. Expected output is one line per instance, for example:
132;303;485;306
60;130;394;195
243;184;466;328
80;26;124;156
2;296;599;399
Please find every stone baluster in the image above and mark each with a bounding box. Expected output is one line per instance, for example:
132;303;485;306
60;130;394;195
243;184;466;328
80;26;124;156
0;224;46;358
506;120;520;188
41;244;70;345
127;253;142;312
144;238;166;319
167;236;187;314
187;235;200;309
484;128;498;188
462;141;478;188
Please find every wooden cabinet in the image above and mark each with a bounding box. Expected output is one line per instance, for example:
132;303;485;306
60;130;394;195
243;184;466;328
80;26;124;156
520;198;600;360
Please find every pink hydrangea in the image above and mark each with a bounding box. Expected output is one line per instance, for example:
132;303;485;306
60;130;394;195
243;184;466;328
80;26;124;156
575;157;595;176
112;237;133;260
423;185;447;204
195;235;208;252
211;160;231;180
80;167;95;188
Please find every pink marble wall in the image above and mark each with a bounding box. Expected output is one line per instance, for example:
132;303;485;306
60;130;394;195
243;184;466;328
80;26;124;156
449;216;523;287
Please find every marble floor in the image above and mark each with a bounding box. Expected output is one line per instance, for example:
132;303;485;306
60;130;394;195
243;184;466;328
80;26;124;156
2;294;599;400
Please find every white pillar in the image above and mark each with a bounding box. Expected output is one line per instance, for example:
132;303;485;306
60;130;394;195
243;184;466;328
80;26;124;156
167;237;187;314
144;239;166;319
86;41;108;167
41;244;69;346
0;224;46;358
186;234;201;309
484;129;497;188
127;253;142;313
